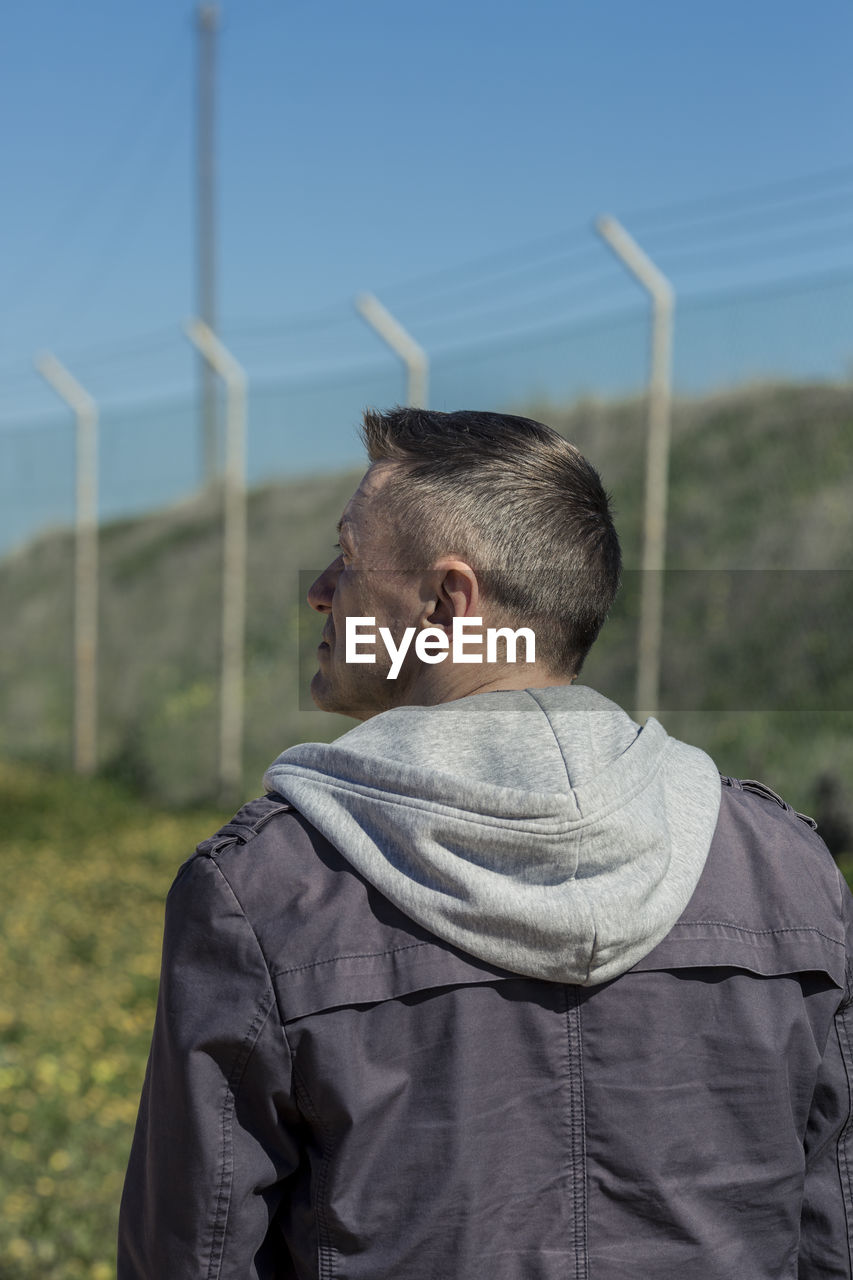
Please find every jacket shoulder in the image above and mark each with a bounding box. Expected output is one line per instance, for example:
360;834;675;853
181;792;515;1019
712;772;840;902
185;793;343;924
632;772;850;986
193;793;295;858
719;773;819;832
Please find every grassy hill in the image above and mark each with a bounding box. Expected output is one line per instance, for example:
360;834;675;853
1;379;851;841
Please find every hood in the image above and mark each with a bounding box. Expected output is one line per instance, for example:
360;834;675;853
263;684;722;986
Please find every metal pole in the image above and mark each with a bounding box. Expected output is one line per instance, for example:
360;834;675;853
34;352;99;775
355;293;429;408
185;319;247;800
197;3;220;484
595;215;674;724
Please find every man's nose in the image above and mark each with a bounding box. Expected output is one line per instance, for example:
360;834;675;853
307;558;341;614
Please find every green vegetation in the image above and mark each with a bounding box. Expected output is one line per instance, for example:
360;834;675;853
0;759;229;1278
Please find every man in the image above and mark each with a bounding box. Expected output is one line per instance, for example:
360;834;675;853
118;408;853;1279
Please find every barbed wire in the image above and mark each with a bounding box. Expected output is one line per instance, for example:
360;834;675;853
0;163;850;401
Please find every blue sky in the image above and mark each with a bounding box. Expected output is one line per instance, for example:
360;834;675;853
0;0;851;426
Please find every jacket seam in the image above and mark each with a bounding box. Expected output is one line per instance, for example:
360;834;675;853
834;1003;853;1278
206;990;276;1280
271;940;434;979
216;833;335;1280
836;865;853;1008
671;920;844;946
209;848;301;1028
288;1052;336;1280
204;859;289;1280
564;986;588;1280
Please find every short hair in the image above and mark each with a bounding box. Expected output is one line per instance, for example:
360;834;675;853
359;406;622;676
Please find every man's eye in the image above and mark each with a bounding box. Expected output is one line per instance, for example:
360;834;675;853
333;542;341;550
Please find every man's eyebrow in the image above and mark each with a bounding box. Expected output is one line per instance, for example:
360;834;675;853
336;518;353;542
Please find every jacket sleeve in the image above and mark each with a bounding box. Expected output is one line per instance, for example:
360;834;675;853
117;851;304;1279
799;868;853;1279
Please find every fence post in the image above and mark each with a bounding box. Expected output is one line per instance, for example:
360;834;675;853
355;292;429;408
34;353;99;776
595;216;675;724
184;319;247;801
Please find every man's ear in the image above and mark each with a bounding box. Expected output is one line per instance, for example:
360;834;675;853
425;561;480;629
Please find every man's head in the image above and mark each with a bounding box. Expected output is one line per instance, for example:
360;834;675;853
307;407;622;719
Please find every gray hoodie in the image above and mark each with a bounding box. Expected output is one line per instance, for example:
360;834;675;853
263;684;722;986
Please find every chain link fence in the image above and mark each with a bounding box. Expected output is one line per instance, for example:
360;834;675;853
1;269;851;823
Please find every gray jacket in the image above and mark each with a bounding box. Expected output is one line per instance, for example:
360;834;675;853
118;687;853;1278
